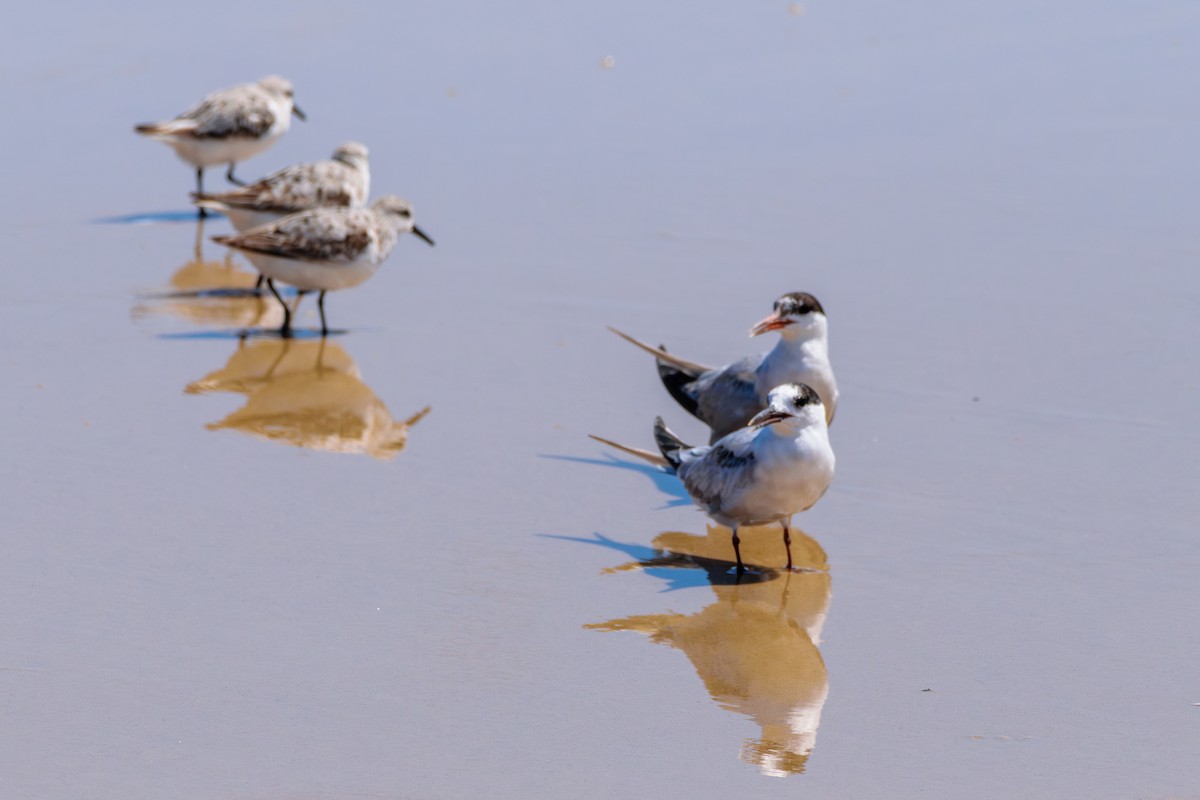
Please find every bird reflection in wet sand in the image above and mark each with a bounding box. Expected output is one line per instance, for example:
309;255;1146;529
187;338;430;458
587;525;831;777
132;218;284;331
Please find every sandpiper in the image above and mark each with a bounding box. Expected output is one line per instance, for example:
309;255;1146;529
212;196;434;336
192;141;370;232
135;75;305;203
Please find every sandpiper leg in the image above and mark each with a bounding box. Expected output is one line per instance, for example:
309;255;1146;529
226;163;246;186
731;527;744;574
196;168;208;217
317;290;328;336
782;520;793;570
254;274;264;293
266;278;291;337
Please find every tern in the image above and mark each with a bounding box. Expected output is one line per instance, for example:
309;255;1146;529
135;75;305;201
192;141;370;232
609;292;838;442
212;196;434;336
590;382;835;573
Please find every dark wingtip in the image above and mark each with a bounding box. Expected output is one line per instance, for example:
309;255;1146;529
653;416;688;471
655;344;702;420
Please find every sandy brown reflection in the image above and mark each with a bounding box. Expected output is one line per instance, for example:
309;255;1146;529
131;222;284;330
187;338;430;458
589;526;830;777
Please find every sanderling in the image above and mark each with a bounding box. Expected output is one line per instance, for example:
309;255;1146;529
609;292;838;441
590;382;835;573
192;142;370;232
212;196;435;336
135;75;305;202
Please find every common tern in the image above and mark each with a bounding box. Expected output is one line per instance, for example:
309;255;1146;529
609;292;838;442
590;382;835;573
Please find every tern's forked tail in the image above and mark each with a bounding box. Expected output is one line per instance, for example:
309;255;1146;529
606;326;711;374
588;434;672;470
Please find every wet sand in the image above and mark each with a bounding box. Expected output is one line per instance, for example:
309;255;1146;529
3;2;1199;798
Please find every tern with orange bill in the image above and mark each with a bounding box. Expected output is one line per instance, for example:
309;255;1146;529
589;382;835;574
608;292;838;442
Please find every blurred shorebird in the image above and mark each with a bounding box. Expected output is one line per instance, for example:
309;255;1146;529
192;142;370;232
609;292;838;442
212;196;435;336
590;382;835;573
135;75;305;202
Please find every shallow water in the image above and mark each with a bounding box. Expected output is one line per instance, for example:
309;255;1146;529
3;2;1200;798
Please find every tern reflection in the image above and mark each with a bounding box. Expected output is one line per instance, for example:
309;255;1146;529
187;338;430;458
588;525;831;777
132;218;283;330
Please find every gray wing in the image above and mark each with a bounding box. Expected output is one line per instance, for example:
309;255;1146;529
219;208;373;262
677;427;758;516
691;355;765;441
181;88;276;139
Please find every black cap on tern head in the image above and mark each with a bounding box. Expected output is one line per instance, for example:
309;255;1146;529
750;292;826;337
774;292;825;317
750;383;824;428
780;382;823;407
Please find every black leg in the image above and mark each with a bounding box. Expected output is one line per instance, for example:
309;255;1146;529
317;290;328;336
266;278;291;337
782;520;793;570
226;163;246;186
731;527;744;574
254;274;264;293
196;168;208;217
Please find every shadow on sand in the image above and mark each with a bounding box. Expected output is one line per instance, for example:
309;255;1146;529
95;210;221;224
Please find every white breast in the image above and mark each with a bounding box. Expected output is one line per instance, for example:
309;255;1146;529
756;345;839;424
240;251;381;292
731;429;835;524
